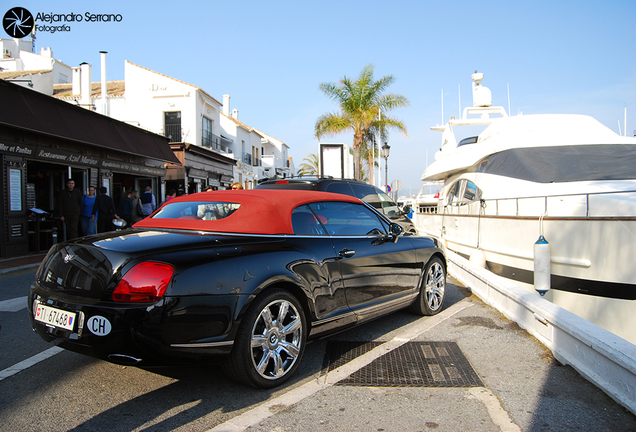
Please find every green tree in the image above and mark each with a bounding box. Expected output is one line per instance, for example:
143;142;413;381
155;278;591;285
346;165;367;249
314;64;409;181
297;153;319;176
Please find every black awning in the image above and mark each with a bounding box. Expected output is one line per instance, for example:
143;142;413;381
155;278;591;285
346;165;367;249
0;79;180;164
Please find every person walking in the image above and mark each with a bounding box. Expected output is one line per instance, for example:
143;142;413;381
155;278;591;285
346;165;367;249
80;185;97;236
118;190;134;226
59;178;82;240
92;187;119;233
131;190;143;224
140;186;156;218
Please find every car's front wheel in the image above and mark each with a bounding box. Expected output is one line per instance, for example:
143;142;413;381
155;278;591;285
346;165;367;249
410;256;446;316
224;289;306;388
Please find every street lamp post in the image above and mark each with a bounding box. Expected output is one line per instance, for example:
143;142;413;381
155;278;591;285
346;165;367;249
382;142;390;194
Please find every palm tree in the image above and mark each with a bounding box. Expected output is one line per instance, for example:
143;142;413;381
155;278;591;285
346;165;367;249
297;153;319;176
315;64;409;181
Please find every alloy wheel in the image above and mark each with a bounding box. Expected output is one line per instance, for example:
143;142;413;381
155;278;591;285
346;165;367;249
425;260;446;312
250;298;303;380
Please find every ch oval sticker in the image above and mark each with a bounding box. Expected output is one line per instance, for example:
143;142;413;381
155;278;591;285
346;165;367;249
87;316;112;336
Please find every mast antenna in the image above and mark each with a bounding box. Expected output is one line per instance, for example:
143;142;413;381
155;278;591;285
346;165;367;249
507;83;511;116
441;89;444;125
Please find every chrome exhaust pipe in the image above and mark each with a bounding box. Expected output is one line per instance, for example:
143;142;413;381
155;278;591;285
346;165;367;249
108;354;142;365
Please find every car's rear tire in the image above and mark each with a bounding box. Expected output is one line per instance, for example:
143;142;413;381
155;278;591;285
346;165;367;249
224;289;306;388
410;256;446;316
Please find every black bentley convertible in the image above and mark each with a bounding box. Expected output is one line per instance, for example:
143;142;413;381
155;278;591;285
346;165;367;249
29;189;446;388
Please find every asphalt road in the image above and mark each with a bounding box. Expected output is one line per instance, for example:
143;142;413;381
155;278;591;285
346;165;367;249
1;268;635;432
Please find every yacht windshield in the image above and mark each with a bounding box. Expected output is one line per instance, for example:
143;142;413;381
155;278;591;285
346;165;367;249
477;145;636;183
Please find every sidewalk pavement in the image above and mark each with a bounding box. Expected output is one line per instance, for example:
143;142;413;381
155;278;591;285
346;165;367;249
0;253;45;275
213;288;636;432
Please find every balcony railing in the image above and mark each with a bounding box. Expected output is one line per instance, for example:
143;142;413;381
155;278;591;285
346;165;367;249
202;133;232;153
165;125;182;143
201;133;218;149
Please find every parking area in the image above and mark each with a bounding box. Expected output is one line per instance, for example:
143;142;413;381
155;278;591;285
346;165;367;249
1;261;635;431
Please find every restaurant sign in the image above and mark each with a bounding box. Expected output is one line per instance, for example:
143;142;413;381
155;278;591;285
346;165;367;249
0;141;165;176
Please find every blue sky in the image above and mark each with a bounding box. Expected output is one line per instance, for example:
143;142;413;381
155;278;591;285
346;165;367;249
12;0;636;195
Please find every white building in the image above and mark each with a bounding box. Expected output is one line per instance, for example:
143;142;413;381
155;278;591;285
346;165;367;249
256;128;294;183
0;37;72;94
220;94;292;188
51;55;292;191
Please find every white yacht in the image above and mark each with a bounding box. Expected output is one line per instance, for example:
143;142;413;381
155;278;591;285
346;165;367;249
414;72;636;344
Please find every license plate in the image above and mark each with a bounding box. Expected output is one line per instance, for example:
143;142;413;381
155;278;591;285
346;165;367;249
34;303;77;331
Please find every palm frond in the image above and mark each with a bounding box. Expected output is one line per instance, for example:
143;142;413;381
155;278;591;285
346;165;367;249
314;64;409;181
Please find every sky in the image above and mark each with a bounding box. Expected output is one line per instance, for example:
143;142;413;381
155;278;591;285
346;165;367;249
8;0;636;196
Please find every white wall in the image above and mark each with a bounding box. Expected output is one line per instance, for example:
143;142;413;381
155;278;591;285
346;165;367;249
121;62;223;147
220;113;262;184
0;39;71;94
123;62;192;139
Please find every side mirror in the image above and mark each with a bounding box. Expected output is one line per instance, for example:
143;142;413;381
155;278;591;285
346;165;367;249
390;223;404;243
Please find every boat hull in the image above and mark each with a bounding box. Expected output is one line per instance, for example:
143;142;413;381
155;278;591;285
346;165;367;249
415;210;636;344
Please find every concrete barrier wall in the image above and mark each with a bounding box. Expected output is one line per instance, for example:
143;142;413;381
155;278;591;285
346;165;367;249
447;250;636;415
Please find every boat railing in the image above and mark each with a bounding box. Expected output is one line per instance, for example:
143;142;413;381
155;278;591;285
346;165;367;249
481;189;636;218
415;188;636;218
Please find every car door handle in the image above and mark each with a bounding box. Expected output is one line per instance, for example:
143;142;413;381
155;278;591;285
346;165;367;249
338;248;355;258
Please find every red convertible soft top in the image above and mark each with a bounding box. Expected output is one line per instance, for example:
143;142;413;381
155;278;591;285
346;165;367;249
132;189;361;234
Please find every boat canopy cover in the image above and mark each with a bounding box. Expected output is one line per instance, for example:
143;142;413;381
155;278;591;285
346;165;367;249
477;145;636;183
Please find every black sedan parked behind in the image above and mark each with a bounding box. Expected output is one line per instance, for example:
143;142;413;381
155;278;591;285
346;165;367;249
29;190;446;388
256;177;416;232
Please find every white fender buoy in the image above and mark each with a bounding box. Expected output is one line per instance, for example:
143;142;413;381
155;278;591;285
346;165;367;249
534;235;551;296
469;249;487;268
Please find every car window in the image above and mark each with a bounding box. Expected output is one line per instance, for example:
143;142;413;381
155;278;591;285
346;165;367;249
291;205;326;235
324;181;354;195
349;183;382;212
308;201;387;236
152;201;241;220
377;190;400;216
257;181;315;190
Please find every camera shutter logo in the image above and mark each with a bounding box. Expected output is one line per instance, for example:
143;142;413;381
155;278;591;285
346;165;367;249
3;7;34;38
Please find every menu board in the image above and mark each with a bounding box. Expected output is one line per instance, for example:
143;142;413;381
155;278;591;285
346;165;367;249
9;169;22;212
27;183;36;210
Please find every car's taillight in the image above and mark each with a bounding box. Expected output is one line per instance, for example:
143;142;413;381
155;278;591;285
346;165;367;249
113;262;174;303
275;180;289;184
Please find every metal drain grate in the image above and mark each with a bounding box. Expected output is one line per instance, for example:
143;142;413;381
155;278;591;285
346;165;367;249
322;341;483;388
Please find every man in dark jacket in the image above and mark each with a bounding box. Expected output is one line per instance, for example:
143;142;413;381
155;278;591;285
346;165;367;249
92;187;120;233
59;178;82;240
118;190;134;226
140;186;156;217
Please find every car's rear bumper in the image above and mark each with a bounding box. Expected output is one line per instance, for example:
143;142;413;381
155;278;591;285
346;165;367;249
28;287;238;365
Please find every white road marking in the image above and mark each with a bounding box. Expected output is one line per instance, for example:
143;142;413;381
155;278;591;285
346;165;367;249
0;347;64;382
468;387;523;432
0;296;27;312
207;302;483;432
